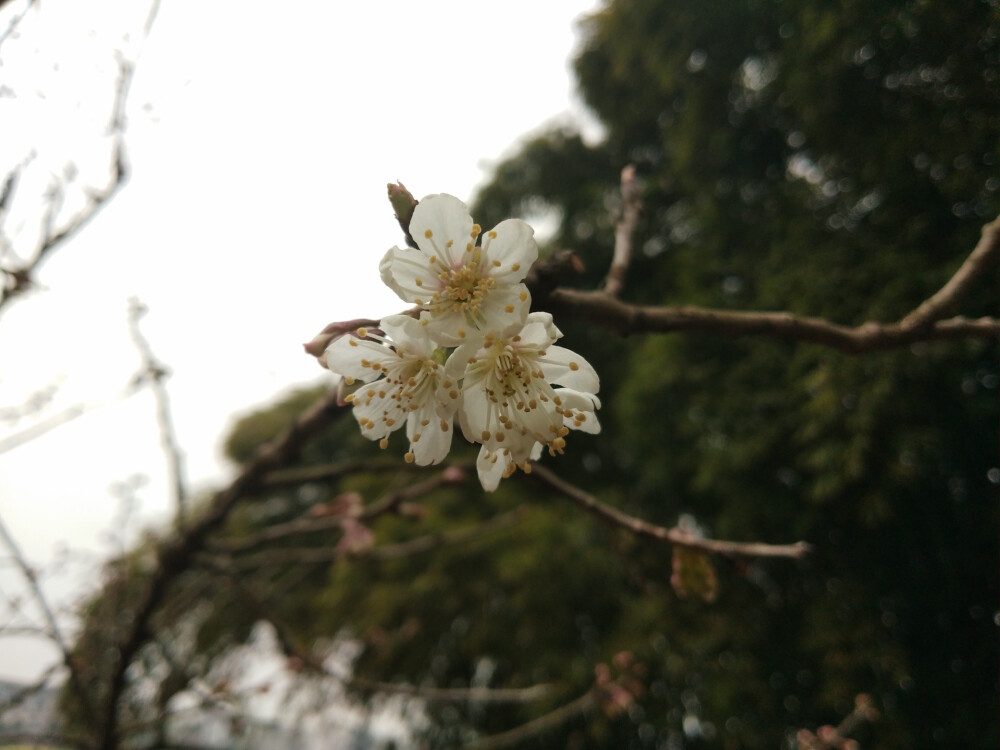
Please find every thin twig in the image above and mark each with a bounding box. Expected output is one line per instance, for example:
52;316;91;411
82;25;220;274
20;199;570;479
0;0;36;48
0;515;94;716
540;289;999;350
527;464;811;559
95;387;349;749
532;213;1000;351
128;299;188;530
604;164;641;297
461;690;599;750
204;508;524;570
900;215;1000;329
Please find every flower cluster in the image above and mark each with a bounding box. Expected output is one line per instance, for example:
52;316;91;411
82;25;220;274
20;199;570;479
323;193;600;491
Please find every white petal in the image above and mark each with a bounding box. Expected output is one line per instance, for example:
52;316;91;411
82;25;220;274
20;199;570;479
478;285;531;329
556;388;602;435
409;194;474;267
407;403;453;465
381;246;436;303
481;218;537;279
380;314;434;357
444;340;480;379
538;345;600;393
476;446;508;492
325;335;394;383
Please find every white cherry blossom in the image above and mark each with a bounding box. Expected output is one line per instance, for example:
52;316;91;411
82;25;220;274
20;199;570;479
446;312;601;489
379;193;537;344
324;314;460;465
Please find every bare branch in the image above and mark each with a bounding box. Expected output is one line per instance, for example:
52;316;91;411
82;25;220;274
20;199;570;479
205;507;524;570
461;690;599;750
539;288;999;351
900;215;1000;329
128;299;188;530
527;464;812;559
0;515;94;715
96;387;350;749
0;53;134;314
531;214;1000;352
603;164;640;297
0;0;36;49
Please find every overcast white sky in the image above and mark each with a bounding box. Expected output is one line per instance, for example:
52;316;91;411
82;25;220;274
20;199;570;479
0;0;604;683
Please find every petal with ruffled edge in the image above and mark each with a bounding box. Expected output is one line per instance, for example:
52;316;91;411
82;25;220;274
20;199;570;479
554;388;602;435
480;218;537;282
408;193;475;268
536;345;600;393
324;331;396;384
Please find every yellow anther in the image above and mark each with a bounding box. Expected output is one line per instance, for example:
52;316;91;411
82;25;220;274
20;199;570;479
379;438;389;449
415;278;423;287
511;262;520;271
357;327;368;337
349;338;358;347
488;230;497;238
519;291;528;301
405;451;415;463
471;223;481;236
440;419;449;431
481;430;491;441
449;389;458;399
412;433;421;442
446;240;454;248
424;229;433;238
569;362;579;371
492;259;501;267
496;431;506;442
505;304;515;313
384;418;395;426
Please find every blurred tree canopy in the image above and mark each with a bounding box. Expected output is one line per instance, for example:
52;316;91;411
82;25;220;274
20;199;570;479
64;0;998;748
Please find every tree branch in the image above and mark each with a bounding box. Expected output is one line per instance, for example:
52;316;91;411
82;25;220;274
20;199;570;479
531;214;1000;351
461;690;599;750
127;299;188;530
0;515;94;716
603;164;640;297
527;464;812;559
95;387;350;749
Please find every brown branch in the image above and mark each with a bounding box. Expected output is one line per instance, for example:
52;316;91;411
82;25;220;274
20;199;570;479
901;215;1000;329
0;54;133;314
127;299;188;530
461;690;599;750
527;464;812;559
539;288;999;351
530;213;1000;351
95;387;349;749
0;515;95;716
204;507;524;570
603;164;641;297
